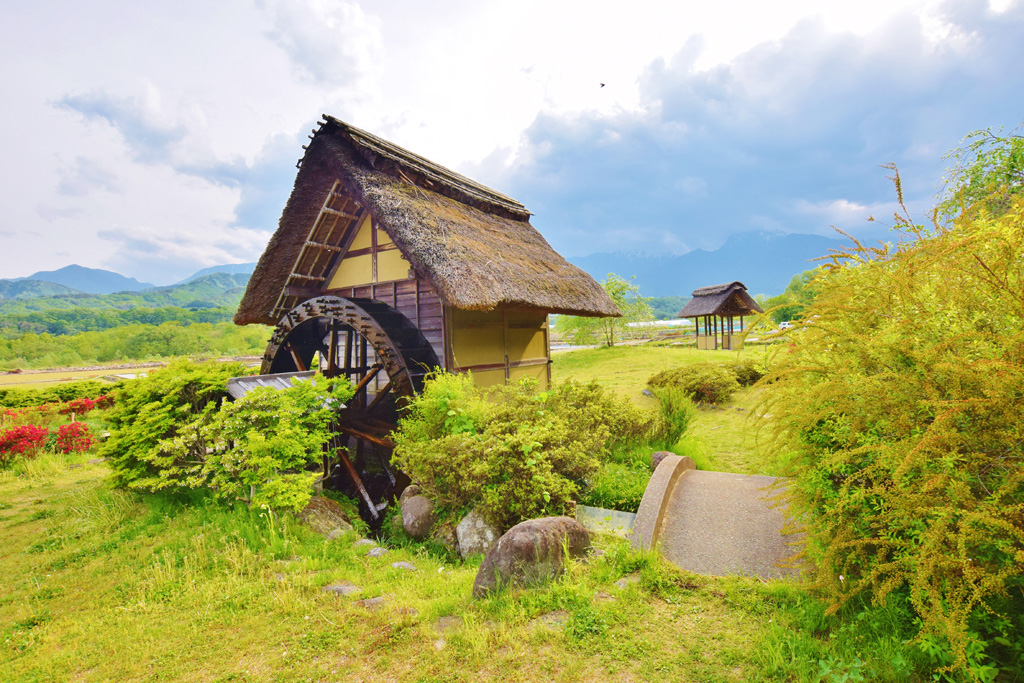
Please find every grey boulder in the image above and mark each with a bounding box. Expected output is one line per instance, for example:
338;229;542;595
472;516;591;598
298;496;354;537
456;507;500;558
401;495;436;540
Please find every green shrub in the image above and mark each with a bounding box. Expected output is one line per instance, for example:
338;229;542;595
765;148;1024;676
103;359;246;491
648;362;741;404
578;461;650;511
392;372;663;530
649;385;697;445
730;358;766;387
105;360;354;512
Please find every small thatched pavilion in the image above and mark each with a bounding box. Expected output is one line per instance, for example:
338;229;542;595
235;115;619;390
676;281;762;350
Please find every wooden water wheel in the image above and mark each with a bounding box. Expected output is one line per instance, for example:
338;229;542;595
261;295;439;522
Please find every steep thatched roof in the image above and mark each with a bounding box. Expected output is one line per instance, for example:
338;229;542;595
235;116;619;326
676;281;763;318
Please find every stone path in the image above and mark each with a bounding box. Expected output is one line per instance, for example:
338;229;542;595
630;455;802;579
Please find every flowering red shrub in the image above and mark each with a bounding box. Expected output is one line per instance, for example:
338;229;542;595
94;394;114;410
16;403;64;428
0;425;49;464
60;397;96;417
56;422;94;454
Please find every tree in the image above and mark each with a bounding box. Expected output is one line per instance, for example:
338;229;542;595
763;268;824;323
556;273;653;346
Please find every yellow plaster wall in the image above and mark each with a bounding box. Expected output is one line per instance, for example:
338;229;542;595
326;214;413;289
377;249;412;282
509;364;547;384
350;214;372;249
328;254;372;289
449;309;550;388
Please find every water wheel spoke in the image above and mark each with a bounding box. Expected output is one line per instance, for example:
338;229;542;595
335;448;379;520
326;320;340;376
336;421;395;449
351;363;383;406
366;381;392;412
284;342;307;372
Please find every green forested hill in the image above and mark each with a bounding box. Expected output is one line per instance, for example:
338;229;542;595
0;273;249;315
0;278;83;300
0;273;260;368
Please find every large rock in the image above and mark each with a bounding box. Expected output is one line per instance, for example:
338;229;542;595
401;495;436;540
456;507;500;558
430;521;459;555
298;496;354;537
472;516;591;598
398;484;421;506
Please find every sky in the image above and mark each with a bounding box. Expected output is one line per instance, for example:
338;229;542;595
1;0;1022;285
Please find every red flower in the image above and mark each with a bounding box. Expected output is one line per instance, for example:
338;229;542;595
60;397;96;417
56;422;93;454
0;425;49;463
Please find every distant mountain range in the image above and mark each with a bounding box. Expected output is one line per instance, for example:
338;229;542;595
0;230;844;311
0;273;252;314
568;231;846;298
22;264;155;294
0;279;82;300
174;262;257;285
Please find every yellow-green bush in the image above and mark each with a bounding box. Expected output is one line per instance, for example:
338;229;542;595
104;360;353;511
648;362;741;404
392;372;664;530
765;139;1024;676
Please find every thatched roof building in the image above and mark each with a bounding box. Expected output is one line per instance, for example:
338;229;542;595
677;281;762;351
235;116;617;327
676;282;762;319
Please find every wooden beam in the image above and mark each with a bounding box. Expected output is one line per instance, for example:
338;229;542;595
336;447;378;519
283;285;321;299
321;206;358;220
305;240;342;253
338;424;395;449
366;381;392;412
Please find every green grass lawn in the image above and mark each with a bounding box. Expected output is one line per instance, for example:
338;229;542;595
1;455;831;683
0;347;930;682
553;344;776;475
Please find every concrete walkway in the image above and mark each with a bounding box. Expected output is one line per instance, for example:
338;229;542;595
631;455;803;579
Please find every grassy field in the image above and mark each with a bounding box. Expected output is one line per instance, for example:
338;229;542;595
0;345;928;682
552;344;776;475
0;456;832;682
0;367;127;388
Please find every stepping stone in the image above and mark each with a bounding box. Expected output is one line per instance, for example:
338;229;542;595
391;561;417;571
613;574;640;590
322;581;362;597
632;455;803;579
354;539;376;547
531;610;569;628
355;596;387;611
593;591;615;603
367;547;388;558
433;615;461;633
